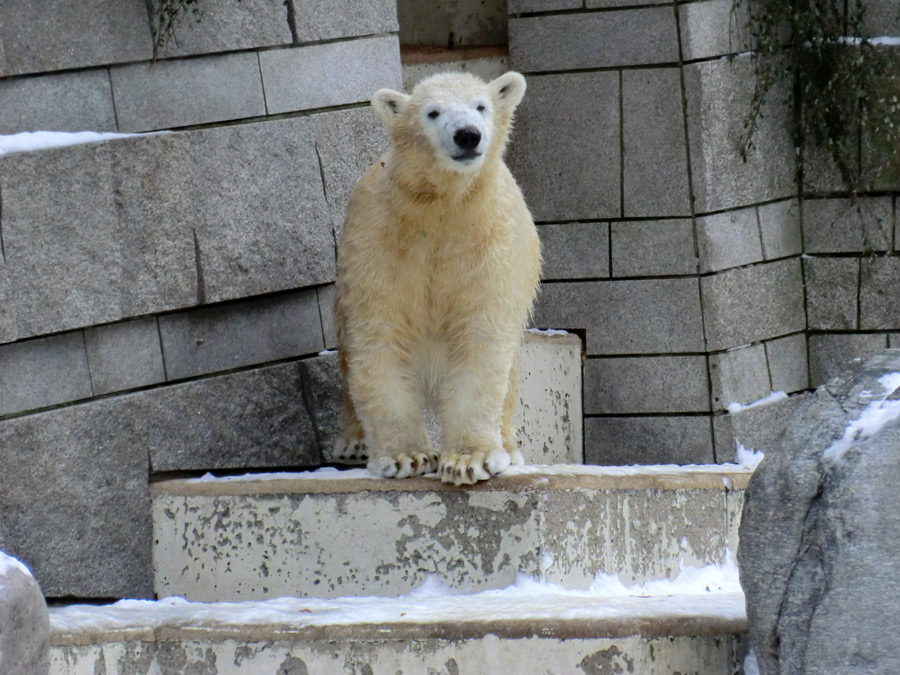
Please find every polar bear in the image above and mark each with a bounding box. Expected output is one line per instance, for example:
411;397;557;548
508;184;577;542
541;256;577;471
333;71;541;486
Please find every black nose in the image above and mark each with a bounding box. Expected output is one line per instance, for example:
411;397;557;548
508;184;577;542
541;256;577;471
453;127;481;150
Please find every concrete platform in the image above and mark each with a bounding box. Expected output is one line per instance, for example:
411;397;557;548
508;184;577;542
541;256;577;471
152;464;751;601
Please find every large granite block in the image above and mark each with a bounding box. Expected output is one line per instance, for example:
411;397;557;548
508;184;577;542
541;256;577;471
0;332;92;416
586;416;715;465
0;400;152;599
534;279;704;355
860;256;900;329
610;219;698;277
684;58;795;213
758;199;802;260
701;258;805;351
187;117;335;302
507;72;620;221
0;134;198;339
0;262;17;345
622;68;691;217
713;393;808;459
584;355;709;414
150;0;292;58
804;256;860;330
765;333;809;394
292;0;398;41
144;360;324;472
399;0;506;48
0;70;116;135
697;205;763;273
538;223;610;280
709;343;770;411
509;8;678;72
260;36;402;115
298;350;342;452
808;333;889;387
84;318;166;396
678;0;752;61
316;284;338;350
802;197;893;253
111;52;266;132
509;0;581;10
158;290;324;380
0;0;152;76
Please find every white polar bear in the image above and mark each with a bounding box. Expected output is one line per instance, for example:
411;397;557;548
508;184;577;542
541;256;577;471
333;71;541;486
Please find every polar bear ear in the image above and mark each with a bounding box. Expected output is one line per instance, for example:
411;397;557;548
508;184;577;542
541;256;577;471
371;89;410;128
490;72;526;113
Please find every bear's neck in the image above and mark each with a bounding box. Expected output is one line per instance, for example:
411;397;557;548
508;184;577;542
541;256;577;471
388;152;496;209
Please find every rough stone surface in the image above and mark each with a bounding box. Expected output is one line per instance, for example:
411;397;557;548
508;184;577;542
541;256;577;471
84;318;166;396
739;350;900;674
298;350;342;454
678;0;752;61
0;552;49;675
48;633;743;675
0;134;197;339
509;8;678;72
507;72;620;222
0;70;116;135
187;117;335;302
150;0;292;58
316;284;338;350
399;0;506;47
259;36;402;115
701;258;805;351
804;256;859;330
808;333;889;387
622;68;691;217
765;333;809;394
0;0;152;76
584;356;709;414
0;332;92;417
509;0;581;10
697;206;763;273
684;58;795;213
586;416;715;465
860;256;900;329
0;401;152;599
758;199;802;260
293;0;399;41
610;219;698;277
0;263;17;345
111;52;266;132
152;472;734;600
534;279;704;355
713;394;810;460
709;344;770;411
538;223;610;280
802;197;893;253
157;290;324;381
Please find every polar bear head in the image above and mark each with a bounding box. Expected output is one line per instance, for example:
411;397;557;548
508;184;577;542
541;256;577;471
371;71;526;176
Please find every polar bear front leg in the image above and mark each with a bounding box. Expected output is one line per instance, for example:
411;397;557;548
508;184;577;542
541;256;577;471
345;353;439;479
437;345;516;486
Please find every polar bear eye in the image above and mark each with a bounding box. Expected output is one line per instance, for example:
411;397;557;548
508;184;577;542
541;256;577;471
427;110;440;119
477;104;486;112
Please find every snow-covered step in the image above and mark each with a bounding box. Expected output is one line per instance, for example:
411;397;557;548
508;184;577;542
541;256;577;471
49;564;748;675
151;464;751;602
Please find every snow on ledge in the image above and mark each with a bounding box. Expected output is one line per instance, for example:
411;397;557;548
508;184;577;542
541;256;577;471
727;391;788;414
0;131;151;156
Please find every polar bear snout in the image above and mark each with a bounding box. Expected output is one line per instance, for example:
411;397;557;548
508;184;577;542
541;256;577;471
453;126;482;151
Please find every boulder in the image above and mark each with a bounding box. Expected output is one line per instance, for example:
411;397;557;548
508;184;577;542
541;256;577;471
0;551;49;675
739;349;900;674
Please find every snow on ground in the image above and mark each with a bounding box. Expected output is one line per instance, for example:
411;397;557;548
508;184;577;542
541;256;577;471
0;131;147;156
727;391;788;414
50;558;745;635
525;327;571;337
823;372;900;462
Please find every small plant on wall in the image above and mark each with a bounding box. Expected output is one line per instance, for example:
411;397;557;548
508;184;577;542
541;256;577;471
738;0;900;194
151;0;205;55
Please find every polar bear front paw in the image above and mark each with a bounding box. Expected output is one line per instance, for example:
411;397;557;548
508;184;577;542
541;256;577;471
367;452;440;479
439;449;512;486
330;434;368;463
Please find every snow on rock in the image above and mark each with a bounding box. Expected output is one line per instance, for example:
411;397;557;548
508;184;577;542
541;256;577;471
0;131;148;156
0;551;33;581
736;444;765;470
823;372;900;462
50;558;745;635
726;391;788;414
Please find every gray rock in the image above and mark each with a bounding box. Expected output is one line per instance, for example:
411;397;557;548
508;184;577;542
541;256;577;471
586;416;715;465
678;0;752;61
802;197;892;254
84;318;166;395
292;0;398;42
316;284;338;350
584;355;709;414
765;333;809;395
610;219;698;277
713;392;810;461
398;0;503;48
0;552;49;675
709;343;770;411
697;206;763;273
860;256;900;330
804;256;859;330
739;349;900;674
538;223;610;280
758;199;802;260
808;333;889;387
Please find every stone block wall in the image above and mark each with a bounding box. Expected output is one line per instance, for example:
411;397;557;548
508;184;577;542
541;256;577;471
0;0;400;599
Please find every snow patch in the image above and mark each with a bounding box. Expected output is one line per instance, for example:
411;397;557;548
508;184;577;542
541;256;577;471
0;131;149;156
823;372;900;462
318;349;337;356
736;444;765;470
727;391;788;414
187;467;376;483
0;552;33;579
525;328;571;337
743;649;760;675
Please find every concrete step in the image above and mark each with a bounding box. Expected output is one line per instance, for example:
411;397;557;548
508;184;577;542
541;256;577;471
49;572;748;674
151;464;751;602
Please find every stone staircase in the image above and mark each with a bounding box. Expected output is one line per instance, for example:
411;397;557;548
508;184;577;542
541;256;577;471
44;334;752;674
